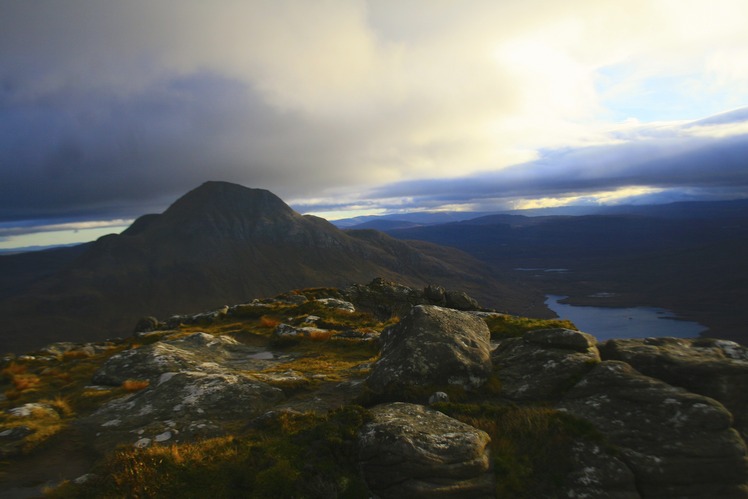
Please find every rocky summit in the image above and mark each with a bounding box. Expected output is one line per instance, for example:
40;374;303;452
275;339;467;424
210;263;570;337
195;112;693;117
1;279;747;497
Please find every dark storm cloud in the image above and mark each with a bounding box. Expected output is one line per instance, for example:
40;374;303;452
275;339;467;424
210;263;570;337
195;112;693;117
0;71;369;223
3;0;748;242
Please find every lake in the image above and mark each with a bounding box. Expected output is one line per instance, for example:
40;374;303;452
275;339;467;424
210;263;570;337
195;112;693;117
545;294;708;341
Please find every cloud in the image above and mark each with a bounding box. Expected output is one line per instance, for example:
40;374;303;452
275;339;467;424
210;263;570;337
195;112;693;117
2;0;748;238
355;119;748;211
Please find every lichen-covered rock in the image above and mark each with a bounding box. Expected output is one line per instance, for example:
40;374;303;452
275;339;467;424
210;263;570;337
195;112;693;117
82;371;284;450
92;332;273;386
366;305;492;395
559;361;748;498
560;441;639;499
358;402;494;498
316;297;356;312
600;337;748;440
492;328;600;401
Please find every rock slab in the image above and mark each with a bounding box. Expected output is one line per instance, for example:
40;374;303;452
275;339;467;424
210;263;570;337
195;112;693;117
559;361;748;498
600;337;748;440
492;328;600;401
358;402;494;498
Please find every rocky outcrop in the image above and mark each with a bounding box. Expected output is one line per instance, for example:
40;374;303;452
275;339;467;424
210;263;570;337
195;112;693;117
92;332;275;386
492;328;600;401
560;441;639;498
345;278;482;320
600;337;748;439
357;402;494;498
559;361;748;498
366;305;492;396
83;370;284;451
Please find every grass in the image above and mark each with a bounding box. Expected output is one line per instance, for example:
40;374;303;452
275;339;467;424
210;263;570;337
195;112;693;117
121;379;150;392
433;402;603;498
483;314;578;340
47;406;371;499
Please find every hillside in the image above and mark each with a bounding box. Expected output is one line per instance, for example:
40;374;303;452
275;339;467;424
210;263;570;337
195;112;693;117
0;182;543;354
2;281;747;497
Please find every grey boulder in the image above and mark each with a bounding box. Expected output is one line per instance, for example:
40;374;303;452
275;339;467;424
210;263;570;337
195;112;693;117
358;402;494;498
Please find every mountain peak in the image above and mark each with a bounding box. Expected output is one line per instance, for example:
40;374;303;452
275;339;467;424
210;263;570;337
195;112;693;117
167;181;295;218
140;181;303;240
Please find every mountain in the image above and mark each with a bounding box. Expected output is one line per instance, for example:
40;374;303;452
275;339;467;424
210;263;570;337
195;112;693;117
0;182;542;354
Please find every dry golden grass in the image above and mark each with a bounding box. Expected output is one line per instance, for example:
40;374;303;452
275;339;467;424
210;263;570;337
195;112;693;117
121;379;150;392
260;315;281;328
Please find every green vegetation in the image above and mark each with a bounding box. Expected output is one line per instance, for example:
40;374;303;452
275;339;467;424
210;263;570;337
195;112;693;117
483;314;577;340
47;406;371;499
434;402;603;497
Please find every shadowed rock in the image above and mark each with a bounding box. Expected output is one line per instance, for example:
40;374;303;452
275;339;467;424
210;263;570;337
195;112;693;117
492;328;600;401
357;402;494;498
600;337;748;440
366;305;492;396
559;361;748;498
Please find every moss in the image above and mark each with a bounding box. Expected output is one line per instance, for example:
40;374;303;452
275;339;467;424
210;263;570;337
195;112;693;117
483;315;578;340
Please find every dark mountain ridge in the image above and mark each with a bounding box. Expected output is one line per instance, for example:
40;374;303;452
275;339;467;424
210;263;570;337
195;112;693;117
382;207;748;343
0;182;541;354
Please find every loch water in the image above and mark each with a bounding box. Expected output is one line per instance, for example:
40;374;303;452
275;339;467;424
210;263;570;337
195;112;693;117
545;294;708;341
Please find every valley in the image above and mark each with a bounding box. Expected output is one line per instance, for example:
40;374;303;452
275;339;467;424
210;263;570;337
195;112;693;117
370;200;748;344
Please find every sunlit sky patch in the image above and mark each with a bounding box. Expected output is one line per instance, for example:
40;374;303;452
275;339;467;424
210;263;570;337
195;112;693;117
2;0;748;249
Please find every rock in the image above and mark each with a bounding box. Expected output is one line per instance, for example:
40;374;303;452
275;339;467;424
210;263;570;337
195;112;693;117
273;323;329;338
423;284;447;305
0;426;34;439
428;392;449;405
344;278;482;320
559;361;748;498
134;316;161;334
492;328;600;401
332;329;380;341
358;402;494;498
316;298;356;312
600;337;748;439
82;371;284;450
7;403;59;419
345;278;426;320
164;306;229;328
366;305;492;396
560;441;640;499
92;332;274;386
445;290;479;310
39;341;111;358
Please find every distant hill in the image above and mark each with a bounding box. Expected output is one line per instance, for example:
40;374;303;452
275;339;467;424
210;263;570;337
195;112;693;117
0;182;543;353
381;204;748;344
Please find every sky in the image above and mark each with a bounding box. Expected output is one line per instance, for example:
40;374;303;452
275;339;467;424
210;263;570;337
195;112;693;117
2;0;748;249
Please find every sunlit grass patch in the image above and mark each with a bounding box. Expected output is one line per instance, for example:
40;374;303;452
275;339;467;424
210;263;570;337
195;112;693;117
47;406;371;499
120;379;150;392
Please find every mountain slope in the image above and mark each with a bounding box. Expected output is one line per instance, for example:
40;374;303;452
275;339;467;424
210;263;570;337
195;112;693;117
0;182;542;353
